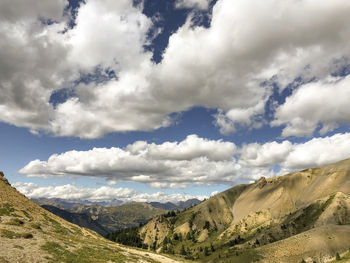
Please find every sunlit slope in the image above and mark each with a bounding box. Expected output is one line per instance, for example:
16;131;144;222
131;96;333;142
140;158;350;262
0;172;183;263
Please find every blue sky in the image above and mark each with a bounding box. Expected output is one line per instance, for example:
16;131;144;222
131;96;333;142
1;0;350;203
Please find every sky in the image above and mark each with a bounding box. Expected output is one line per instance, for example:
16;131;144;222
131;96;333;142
1;0;350;203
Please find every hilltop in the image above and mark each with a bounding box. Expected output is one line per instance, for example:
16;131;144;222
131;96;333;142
135;158;350;262
0;171;183;263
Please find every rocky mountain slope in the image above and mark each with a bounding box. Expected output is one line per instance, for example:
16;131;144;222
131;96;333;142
138;158;350;262
69;202;166;233
41;204;109;236
0;171;183;263
35;198;199;236
148;199;201;210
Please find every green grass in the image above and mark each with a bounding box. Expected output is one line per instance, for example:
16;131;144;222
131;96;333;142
41;241;132;263
43;214;71;235
207;248;262;263
0;203;14;216
30;222;41;229
6;218;24;226
0;229;33;239
0;229;21;239
21;210;33;220
328;250;350;262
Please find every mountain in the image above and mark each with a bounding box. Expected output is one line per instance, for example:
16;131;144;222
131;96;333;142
148;202;178;210
137;158;350;262
41;204;109;236
0;171;182;263
70;202;166;233
35;197;198;235
32;197;123;209
148;198;201;210
176;199;202;210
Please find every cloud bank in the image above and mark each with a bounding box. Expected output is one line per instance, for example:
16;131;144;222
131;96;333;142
19;133;350;187
13;182;207;203
1;0;350;138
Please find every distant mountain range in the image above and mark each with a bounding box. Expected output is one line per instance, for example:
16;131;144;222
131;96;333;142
32;197;201;235
31;197;124;209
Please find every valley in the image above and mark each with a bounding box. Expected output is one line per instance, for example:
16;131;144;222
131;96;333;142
2;158;350;262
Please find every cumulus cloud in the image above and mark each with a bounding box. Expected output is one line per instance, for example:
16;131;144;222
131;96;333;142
19;135;239;185
1;0;350;137
214;101;266;135
239;141;293;168
13;182;207;203
239;133;350;176
18;133;350;187
0;0;68;132
67;0;152;72
0;0;67;22
272;76;350;137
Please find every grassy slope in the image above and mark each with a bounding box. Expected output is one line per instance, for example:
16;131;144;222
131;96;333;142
0;172;183;263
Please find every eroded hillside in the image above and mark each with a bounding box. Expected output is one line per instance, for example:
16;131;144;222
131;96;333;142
139;158;350;262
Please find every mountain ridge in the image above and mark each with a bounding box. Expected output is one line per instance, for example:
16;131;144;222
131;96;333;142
34;197;201;235
134;158;350;262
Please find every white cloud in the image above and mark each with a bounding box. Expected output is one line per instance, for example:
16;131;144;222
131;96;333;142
214;100;266;134
19;135;239;185
18;133;350;187
239;141;293;168
239;133;350;176
13;182;207;203
175;0;211;10
67;0;152;72
0;0;67;22
283;133;350;170
1;0;350;137
0;3;68;132
273;76;350;137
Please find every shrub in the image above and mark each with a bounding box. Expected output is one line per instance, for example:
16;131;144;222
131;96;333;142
203;221;210;230
181;245;186;255
6;218;24;226
336;252;341;260
21;233;33;239
30;223;41;229
204;246;210;256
